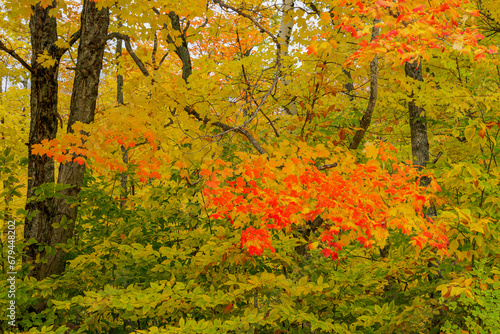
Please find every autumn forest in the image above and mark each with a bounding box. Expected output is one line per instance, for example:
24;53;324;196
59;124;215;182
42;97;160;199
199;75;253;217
1;0;500;333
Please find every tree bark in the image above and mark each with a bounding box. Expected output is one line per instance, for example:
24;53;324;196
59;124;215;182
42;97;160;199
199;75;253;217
24;0;110;281
116;37;129;204
349;19;381;150
277;0;297;115
405;60;430;174
167;12;192;83
24;1;62;280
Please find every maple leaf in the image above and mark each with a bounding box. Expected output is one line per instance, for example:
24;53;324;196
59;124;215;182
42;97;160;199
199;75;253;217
37;51;57;68
74;157;86;165
31;144;45;156
150;171;161;179
39;0;54;9
240;227;275;255
321;248;338;260
306;44;317;55
55;154;68;163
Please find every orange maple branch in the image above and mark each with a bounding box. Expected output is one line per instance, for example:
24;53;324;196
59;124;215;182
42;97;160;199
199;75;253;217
0;39;34;73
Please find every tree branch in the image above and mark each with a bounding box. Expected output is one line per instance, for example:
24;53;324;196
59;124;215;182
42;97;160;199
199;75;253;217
56;29;81;58
317;163;338;170
0;39;34;73
213;0;280;49
184;106;267;155
107;32;150;77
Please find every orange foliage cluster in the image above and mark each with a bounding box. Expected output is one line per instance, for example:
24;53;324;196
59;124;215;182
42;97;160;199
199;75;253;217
31;123;163;183
191;15;268;61
203;143;449;260
240;227;276;256
312;0;497;65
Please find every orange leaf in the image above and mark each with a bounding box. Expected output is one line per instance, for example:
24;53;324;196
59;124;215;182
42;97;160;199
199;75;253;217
224;303;234;313
55;154;67;163
74;157;86;165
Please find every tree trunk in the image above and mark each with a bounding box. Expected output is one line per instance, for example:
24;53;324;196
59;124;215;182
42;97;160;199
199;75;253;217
24;0;110;281
277;0;297;115
116;37;129;203
405;60;430;174
167;12;192;83
24;1;61;280
349;19;381;150
405;59;435;220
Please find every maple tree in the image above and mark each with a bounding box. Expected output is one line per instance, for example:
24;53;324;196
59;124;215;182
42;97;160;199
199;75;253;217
0;0;500;333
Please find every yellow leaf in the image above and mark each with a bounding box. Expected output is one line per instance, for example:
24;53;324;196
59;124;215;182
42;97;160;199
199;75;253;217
453;40;463;50
37;51;57;68
55;39;70;49
308;242;319;250
320;12;330;21
449;239;459;254
363;142;378;159
464;126;475;142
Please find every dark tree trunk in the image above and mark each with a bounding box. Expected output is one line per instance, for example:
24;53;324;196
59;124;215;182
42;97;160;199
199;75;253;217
405;60;436;218
167;12;192;83
405;60;430;174
116;37;129;203
24;0;110;281
24;1;61;280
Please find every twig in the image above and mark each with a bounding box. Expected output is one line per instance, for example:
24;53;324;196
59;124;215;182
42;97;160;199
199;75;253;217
431;151;443;164
318;163;338;170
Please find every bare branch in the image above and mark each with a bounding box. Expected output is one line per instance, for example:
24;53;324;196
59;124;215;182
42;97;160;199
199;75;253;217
184;106;267;155
317;163;338;170
213;0;280;49
107;32;150;77
431;151;443;164
152;30;158;69
213;121;267;155
158;52;169;68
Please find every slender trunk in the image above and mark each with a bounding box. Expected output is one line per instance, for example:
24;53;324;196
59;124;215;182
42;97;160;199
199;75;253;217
116;40;124;106
1;77;9;225
405;60;430;174
349;19;380;150
277;0;297;115
405;59;435;220
116;38;128;203
168;12;192;83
